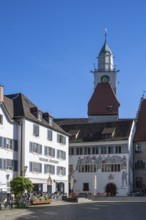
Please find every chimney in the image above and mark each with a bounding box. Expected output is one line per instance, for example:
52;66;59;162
0;85;4;103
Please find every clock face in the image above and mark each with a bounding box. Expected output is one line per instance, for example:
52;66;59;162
101;75;109;83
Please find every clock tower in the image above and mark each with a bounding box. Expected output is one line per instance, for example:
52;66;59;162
93;33;118;94
88;34;120;123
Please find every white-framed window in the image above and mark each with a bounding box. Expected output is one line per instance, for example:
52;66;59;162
101;146;107;154
57;166;66;176
47;129;52;141
0;114;3;124
57;150;66;160
69;148;74;155
115;146;121;154
44;164;55;174
33;124;39;136
135;144;142;153
78;165;96;173
102;163;120;172
92;147;98;154
6;159;17;171
44;146;55;157
0;137;18;151
57;134;66;145
29;142;42;154
29;162;42;173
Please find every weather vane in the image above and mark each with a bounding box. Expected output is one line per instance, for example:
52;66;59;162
142;90;146;98
105;28;107;40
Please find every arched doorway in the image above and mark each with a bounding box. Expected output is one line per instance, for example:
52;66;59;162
106;183;116;196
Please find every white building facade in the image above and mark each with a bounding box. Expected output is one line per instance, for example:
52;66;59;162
0;86;69;195
67;120;135;196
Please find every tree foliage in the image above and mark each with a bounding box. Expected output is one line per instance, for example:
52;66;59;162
10;176;33;199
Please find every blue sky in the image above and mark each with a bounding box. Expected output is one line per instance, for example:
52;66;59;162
0;0;145;119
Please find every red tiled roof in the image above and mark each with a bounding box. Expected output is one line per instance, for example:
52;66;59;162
88;82;120;116
134;99;146;141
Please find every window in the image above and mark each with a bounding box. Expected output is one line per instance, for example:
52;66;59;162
0;137;18;151
33;124;39;136
29;162;42;173
57;166;66;176
69;148;74;155
57;134;66;145
79;165;96;173
108;146;114;154
135;144;142;153
44;164;55;174
102;163;120;172
101;146;107;154
44;146;55;157
92;147;98;154
115;146;121;154
76;147;83;155
69;165;73;173
0;114;3;124
6;139;13;150
29;142;42;155
84;147;91;155
135;160;145;169
6;159;17;171
47;129;52;141
0;158;6;170
83;183;89;191
57;150;66;160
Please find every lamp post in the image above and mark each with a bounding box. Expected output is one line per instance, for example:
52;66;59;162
47;175;52;196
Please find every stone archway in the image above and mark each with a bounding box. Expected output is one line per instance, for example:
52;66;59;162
106;183;116;196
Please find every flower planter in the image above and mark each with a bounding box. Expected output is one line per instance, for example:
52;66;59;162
31;200;51;205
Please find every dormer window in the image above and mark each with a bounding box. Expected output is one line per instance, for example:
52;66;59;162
30;107;42;121
43;112;53;126
101;127;115;139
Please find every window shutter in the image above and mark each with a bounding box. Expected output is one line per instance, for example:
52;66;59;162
14;140;18;151
33;124;39;136
57;134;60;143
13;160;18;171
40;145;42;154
29;162;32;172
3;138;6;148
0;158;2;169
53;149;55;157
48;129;52;141
29;142;32;152
44;146;47;155
40;164;42;173
44;164;47;173
0;137;2;148
63;136;66;145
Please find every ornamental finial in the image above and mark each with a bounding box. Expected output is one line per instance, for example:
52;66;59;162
105;28;107;41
